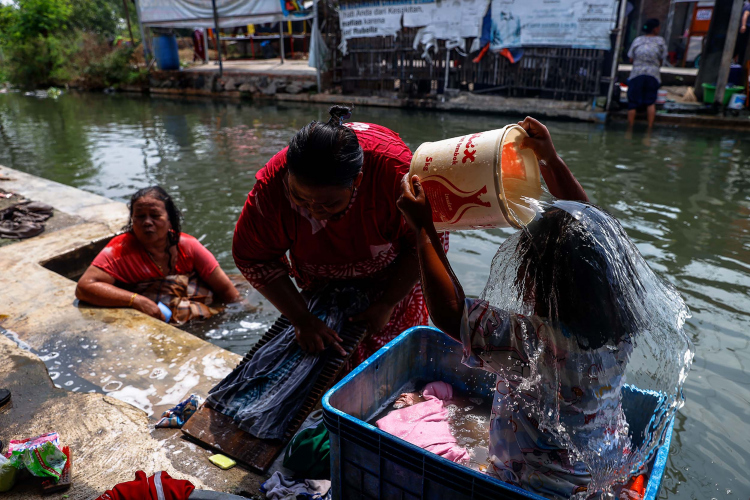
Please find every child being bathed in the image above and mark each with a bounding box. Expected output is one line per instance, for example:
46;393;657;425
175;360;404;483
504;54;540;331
397;119;643;499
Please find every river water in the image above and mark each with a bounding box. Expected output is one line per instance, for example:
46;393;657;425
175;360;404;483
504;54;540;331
1;91;748;499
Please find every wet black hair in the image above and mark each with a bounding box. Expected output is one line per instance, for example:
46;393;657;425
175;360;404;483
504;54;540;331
286;105;364;187
516;202;645;350
643;18;660;34
124;186;182;249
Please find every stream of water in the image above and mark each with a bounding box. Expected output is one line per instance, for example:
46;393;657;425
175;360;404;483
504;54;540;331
1;91;749;498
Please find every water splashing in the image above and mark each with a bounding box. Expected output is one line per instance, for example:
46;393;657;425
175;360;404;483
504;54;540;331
482;200;694;496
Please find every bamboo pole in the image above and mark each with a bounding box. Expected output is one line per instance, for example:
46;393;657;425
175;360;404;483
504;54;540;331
605;0;629;112
715;0;744;106
211;0;223;76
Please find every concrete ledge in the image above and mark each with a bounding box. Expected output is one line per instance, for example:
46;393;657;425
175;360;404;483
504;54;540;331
610;110;750;130
0;166;267;497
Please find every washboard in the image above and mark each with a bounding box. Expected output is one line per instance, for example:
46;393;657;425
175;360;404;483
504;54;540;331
182;315;367;472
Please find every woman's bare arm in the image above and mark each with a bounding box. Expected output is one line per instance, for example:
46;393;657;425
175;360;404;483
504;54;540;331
204;266;241;303
397;175;465;339
76;266;164;320
518;117;589;202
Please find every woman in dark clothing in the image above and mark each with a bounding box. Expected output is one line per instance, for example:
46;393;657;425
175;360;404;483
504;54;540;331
627;19;666;129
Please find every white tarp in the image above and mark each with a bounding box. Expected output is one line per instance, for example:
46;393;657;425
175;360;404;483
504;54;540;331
138;0;311;28
489;0;619;50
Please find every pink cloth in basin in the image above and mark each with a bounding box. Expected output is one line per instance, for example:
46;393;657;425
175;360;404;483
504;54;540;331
376;382;469;464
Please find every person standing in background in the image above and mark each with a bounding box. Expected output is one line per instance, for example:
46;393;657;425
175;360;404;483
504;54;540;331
627;19;666;129
734;1;750;64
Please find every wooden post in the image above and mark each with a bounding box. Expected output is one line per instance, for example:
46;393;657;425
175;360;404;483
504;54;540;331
662;0;676;65
122;0;135;45
313;0;322;92
203;28;209;64
715;0;744;106
606;0;629;111
279;21;285;63
696;0;741;100
211;0;223;76
133;0;151;61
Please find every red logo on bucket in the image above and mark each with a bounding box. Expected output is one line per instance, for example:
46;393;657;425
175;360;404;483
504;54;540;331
462;133;482;164
421;175;492;225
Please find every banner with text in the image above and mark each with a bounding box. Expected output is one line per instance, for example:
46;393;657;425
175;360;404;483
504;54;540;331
339;0;488;51
489;0;619;50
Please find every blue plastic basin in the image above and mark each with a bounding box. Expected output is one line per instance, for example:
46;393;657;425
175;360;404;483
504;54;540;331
322;326;674;500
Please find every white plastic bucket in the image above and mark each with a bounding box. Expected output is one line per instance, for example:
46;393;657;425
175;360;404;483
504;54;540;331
728;93;746;110
409;125;542;231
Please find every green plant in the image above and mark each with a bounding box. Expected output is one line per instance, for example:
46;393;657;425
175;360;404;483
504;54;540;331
5;34;76;88
80;44;136;88
11;0;72;40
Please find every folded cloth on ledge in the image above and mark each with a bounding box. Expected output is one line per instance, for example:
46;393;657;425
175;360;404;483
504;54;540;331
155;394;203;428
376;382;469;464
205;285;369;440
261;471;331;500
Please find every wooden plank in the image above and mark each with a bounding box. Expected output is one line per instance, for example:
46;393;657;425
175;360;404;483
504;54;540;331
182;315;368;472
182;405;283;472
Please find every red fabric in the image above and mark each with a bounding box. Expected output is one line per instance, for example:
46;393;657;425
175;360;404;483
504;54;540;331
92;232;219;285
233;122;449;362
95;470;194;500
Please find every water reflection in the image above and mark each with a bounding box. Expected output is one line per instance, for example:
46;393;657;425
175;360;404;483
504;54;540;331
0;92;749;499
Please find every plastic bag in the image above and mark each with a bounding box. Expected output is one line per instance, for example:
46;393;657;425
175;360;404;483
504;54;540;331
7;432;67;480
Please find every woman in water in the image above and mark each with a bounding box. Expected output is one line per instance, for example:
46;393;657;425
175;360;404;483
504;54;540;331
232;105;441;364
627;18;666;129
397;120;652;497
76;186;240;324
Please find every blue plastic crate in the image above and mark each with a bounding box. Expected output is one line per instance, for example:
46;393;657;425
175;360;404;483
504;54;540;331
322;326;674;500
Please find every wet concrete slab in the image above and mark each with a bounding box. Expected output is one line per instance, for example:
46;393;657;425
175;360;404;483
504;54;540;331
0;165;268;496
0;335;264;499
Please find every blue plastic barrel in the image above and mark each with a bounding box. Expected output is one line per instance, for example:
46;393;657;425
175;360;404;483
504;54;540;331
153;33;180;71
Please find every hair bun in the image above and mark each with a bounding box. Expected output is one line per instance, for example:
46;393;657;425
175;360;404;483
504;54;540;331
328;105;353;126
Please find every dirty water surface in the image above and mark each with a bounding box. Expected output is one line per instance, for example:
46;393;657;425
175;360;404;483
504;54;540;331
1;92;749;499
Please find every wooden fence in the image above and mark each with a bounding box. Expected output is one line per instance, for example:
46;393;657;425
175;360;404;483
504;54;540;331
320;4;610;101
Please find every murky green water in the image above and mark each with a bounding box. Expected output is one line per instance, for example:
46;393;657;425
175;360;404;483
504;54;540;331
1;91;749;499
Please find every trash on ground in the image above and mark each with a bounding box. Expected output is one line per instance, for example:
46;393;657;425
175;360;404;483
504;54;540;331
208;454;236;470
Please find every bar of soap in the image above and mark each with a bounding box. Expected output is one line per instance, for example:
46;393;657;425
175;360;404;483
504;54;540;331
209;454;236;470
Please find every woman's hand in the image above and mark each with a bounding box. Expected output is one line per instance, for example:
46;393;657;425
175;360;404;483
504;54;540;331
133;295;166;321
518;116;557;164
349;301;395;334
397;174;434;231
294;314;346;356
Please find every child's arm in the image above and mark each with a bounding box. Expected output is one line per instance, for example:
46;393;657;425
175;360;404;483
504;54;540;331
518;116;589;203
397;175;465;340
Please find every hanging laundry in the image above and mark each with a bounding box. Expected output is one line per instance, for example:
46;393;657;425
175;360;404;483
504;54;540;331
155;394;203;428
376;382;470;464
205;285;369;440
94;470;194;500
261;471;331;500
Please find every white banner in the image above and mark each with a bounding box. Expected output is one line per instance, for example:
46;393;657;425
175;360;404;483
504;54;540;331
341;0;488;45
339;4;403;40
489;0;618;50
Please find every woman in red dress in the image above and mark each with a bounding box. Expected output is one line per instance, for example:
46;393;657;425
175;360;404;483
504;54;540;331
233;106;446;365
76;186;240;324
